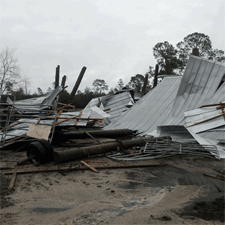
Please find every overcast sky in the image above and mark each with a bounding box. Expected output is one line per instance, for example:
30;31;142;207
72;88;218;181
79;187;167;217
1;0;224;94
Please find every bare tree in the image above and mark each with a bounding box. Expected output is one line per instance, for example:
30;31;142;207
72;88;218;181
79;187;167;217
21;76;31;95
0;47;21;93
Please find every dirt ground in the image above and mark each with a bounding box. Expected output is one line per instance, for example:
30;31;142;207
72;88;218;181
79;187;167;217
0;152;224;225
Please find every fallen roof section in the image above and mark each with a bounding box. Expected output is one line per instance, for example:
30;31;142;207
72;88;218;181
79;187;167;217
105;56;225;135
104;76;182;134
6;86;63;111
84;91;134;123
104;55;225;158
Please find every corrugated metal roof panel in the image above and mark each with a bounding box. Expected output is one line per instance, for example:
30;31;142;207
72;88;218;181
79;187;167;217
104;56;225;136
198;126;225;140
104;76;181;133
166;56;225;126
84;92;134;122
184;104;225;133
6;86;63;111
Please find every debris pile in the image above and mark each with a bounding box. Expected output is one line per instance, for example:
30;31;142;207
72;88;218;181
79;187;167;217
0;56;224;224
105;56;225;159
0;55;224;175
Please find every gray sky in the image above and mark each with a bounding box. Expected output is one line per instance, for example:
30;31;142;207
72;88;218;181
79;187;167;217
1;0;224;94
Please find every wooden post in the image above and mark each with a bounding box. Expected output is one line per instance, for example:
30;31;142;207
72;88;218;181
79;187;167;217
141;74;148;94
69;66;87;102
61;75;67;88
153;64;159;88
55;65;60;89
8;167;17;190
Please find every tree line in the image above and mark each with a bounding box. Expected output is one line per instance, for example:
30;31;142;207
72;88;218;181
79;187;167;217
1;32;224;108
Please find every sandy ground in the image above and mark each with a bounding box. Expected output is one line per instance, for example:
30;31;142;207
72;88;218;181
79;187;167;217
0;154;224;225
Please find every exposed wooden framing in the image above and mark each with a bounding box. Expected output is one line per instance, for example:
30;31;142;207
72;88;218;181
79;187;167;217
96;120;103;126
37;111;55;124
1;121;24;132
73;119;79;126
73;111;82;126
55;116;78;125
186;113;225;128
56;110;62;118
56;104;71;112
37;104;71;124
219;102;225;121
56;117;103;120
0;134;26;146
199;103;225;108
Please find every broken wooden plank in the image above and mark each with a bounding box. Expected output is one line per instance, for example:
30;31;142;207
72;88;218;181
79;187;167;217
56;110;62;118
55;116;103;125
81;160;98;173
199;103;225;108
8;167;17;190
56;117;104;120
0;134;27;146
73;111;82;125
203;173;225;181
55;116;79;125
1;121;24;132
186;113;224;128
96;120;103;126
84;131;103;144
56;103;71;112
2;166;79;175
1;163;167;175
